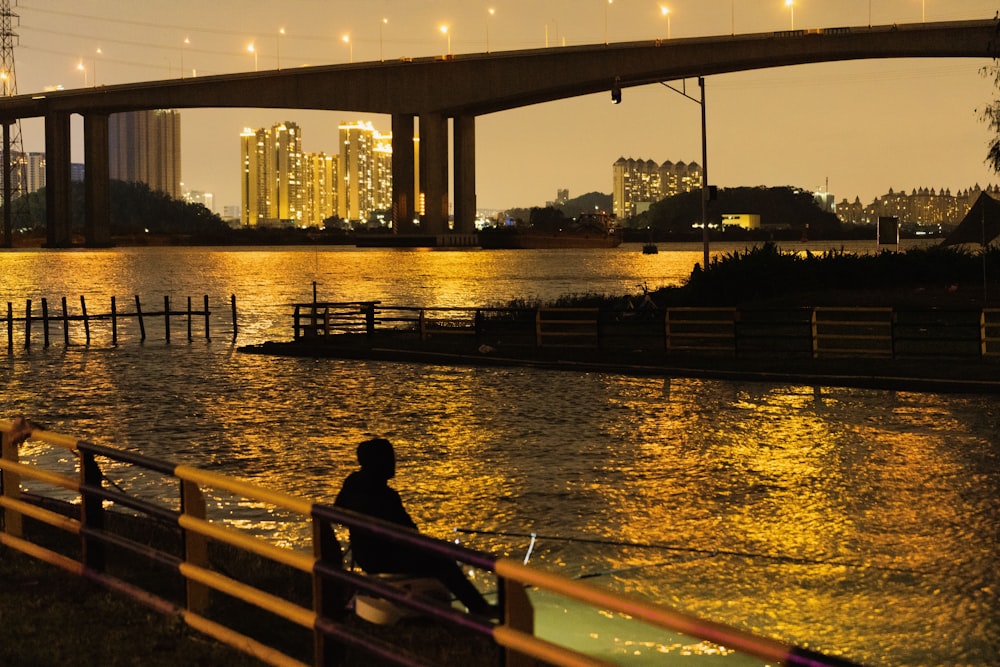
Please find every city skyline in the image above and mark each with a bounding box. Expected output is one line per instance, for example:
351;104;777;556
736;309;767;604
7;1;1000;213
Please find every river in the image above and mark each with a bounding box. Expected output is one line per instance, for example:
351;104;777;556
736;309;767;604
1;241;997;666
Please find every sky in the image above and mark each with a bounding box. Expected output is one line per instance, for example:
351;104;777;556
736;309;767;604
8;0;1000;213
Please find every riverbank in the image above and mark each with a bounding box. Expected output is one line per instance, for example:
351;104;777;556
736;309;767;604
241;333;1000;394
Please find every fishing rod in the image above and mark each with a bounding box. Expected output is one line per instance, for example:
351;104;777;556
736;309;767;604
455;527;926;575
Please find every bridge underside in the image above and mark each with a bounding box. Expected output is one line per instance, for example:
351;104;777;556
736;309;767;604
0;19;993;247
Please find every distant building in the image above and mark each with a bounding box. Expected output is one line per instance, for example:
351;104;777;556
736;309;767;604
240;121;305;227
836;185;1000;229
25;152;45;193
612;157;701;219
109;110;181;198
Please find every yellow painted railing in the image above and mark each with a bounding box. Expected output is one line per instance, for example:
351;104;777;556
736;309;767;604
1;417;859;667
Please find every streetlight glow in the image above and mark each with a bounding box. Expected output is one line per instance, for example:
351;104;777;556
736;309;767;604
604;0;613;45
380;18;388;61
277;28;285;69
487;8;495;52
660;6;671;39
785;0;794;30
342;34;353;63
440;25;450;55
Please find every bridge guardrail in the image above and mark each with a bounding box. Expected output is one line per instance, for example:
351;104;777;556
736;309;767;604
1;418;860;667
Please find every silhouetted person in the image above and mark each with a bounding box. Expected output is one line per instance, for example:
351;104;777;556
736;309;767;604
334;438;496;617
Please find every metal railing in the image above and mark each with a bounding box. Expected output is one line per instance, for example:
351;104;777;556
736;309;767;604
1;418;859;666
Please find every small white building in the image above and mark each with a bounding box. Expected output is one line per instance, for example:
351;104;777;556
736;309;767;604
721;213;761;230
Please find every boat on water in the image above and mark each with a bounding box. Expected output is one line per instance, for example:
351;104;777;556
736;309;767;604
479;211;621;249
642;242;659;254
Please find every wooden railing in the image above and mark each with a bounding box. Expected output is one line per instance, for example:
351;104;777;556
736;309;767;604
287;301;1000;362
1;418;859;667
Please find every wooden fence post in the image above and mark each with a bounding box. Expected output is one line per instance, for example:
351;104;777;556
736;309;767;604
293;305;301;340
204;295;211;342
81;296;90;344
79;450;107;571
230;294;237;342
61;297;70;346
0;419;29;537
164;295;171;344
24;299;31;350
365;303;376;336
181;479;210;614
7;301;12;354
41;298;50;348
135;295;146;341
187;296;193;342
111;296;117;345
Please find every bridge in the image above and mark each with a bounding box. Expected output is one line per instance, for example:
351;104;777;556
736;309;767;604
0;18;996;247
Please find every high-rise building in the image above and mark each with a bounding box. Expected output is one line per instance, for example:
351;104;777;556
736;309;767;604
109;110;181;198
305;152;338;227
25;152;44;193
240;121;305;226
612;157;701;219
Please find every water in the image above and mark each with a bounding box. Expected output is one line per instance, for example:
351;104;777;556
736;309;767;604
1;242;997;666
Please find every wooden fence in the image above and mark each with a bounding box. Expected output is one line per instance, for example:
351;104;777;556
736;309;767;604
3;295;238;351
289;301;1000;362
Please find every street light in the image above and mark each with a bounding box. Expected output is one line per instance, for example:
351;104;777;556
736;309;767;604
181;37;190;78
786;0;794;30
94;47;102;86
277;28;285;69
660;6;671;39
440;25;450;55
486;8;495;52
247;43;257;71
342;34;352;63
76;61;87;87
379;18;388;61
604;0;613;44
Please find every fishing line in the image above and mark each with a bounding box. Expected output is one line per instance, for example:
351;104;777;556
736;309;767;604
456;527;926;575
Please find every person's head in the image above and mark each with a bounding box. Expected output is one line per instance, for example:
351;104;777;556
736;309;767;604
356;437;396;480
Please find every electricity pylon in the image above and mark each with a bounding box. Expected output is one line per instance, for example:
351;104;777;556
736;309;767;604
0;0;25;247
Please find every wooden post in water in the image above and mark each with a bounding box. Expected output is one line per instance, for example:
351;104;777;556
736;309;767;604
164;295;171;344
81;296;90;344
24;299;31;350
135;295;146;341
203;295;211;342
110;296;117;345
231;294;237;341
6;302;12;353
41;298;50;348
61;297;70;346
187;296;193;342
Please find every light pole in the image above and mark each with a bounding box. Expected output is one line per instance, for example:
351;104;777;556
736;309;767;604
277;28;285;69
660;78;712;268
486;8;495;52
342;34;352;63
94;47;101;86
379;18;388;61
604;0;613;44
440;25;450;55
660;6;671;39
247;43;257;71
77;61;87;87
786;0;794;30
181;38;189;78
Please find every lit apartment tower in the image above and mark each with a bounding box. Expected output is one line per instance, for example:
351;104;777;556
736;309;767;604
240;128;266;226
372;133;393;213
613;157;702;219
304;152;338;227
268;122;304;225
109;110;181;198
240;122;305;226
25;152;45;193
338;120;376;222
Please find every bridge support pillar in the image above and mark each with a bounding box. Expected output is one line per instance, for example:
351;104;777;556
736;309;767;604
419;112;448;236
84;113;112;247
391;113;416;233
453;115;476;235
44;111;73;248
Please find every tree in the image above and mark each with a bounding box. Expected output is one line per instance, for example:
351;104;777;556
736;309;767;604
980;63;1000;174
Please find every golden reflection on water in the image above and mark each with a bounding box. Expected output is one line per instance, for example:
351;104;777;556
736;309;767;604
2;246;997;666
